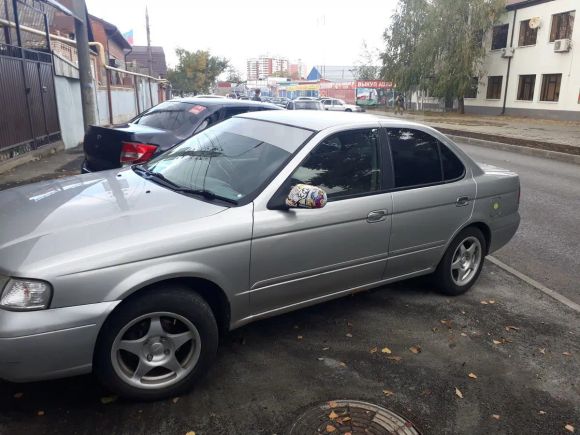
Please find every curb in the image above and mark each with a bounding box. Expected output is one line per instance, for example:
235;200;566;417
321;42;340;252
446;134;580;165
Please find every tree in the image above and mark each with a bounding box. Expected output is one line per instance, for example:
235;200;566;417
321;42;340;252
354;41;381;80
381;0;505;113
167;48;228;95
226;66;242;84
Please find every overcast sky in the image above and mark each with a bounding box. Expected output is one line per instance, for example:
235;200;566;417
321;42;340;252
85;0;397;77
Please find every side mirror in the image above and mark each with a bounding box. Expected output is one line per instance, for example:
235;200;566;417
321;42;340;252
286;184;327;209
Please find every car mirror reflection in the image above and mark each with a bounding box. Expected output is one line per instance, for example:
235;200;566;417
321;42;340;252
285;184;327;209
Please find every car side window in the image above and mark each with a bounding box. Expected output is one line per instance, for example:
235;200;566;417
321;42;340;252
323;100;331;106
440;144;465;181
222;106;252;119
290;129;382;200
387;129;442;188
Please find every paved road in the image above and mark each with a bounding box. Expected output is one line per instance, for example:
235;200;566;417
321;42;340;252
456;141;580;306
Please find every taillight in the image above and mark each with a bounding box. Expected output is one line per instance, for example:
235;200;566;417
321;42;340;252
120;142;158;164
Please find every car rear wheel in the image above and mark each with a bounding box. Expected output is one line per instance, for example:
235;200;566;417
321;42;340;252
434;227;486;296
94;286;218;401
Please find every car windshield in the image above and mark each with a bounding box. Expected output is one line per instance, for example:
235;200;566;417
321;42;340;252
132;101;208;138
294;101;323;110
143;117;312;203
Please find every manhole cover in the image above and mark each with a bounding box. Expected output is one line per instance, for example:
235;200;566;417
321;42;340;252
289;400;421;435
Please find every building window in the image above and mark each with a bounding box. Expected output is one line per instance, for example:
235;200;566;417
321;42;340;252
465;77;479;99
486;76;503;99
519;20;538;46
540;74;562;102
517;75;536;101
550;11;575;42
491;24;509;50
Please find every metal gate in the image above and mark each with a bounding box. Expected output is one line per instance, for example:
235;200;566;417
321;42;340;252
0;43;61;160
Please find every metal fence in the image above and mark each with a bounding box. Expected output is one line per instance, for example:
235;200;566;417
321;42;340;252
0;42;60;160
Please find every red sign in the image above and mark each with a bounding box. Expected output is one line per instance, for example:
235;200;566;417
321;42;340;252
356;80;393;89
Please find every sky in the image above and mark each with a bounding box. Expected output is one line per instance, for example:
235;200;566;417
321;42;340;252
85;0;397;78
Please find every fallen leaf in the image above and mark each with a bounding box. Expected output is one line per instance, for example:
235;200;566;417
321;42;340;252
387;356;402;362
480;300;488;305
347;322;353;327
326;424;337;433
563;352;572;356
328;401;338;408
455;387;463;399
564;424;574;433
492;414;500;420
328;410;339;420
369;347;378;354
505;326;520;332
538;410;547;415
488;300;496;304
322;347;330;351
383;389;395;396
420;389;432;397
13;392;23;399
317;357;325;361
297;335;303;340
100;396;118;405
492;340;502;345
339;362;347;367
346;333;353;338
37;410;45;416
468;372;477;379
186;432;196;435
340;416;352;424
460;332;468;337
381;347;392;354
440;319;453;328
432;327;439;333
539;348;546;355
172;397;179;404
409;346;422;354
460;310;466;315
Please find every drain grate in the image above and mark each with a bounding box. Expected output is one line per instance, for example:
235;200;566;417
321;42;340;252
289;400;421;435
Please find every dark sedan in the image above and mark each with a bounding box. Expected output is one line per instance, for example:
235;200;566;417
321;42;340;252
82;98;281;172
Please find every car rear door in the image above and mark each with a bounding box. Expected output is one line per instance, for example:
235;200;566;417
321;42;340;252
383;126;476;279
250;126;393;315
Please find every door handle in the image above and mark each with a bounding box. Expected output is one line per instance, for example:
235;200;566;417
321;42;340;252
456;196;470;207
367;210;388;223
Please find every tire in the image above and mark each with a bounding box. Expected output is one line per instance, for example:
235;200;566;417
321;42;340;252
345;109;352;112
433;227;486;296
94;285;218;401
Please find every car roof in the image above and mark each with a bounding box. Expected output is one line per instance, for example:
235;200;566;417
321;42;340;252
236;110;421;131
168;97;279;109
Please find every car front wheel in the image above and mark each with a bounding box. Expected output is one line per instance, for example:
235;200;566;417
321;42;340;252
94;286;218;401
434;227;486;296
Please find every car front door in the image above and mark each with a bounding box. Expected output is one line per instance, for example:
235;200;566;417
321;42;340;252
250;127;392;315
383;127;476;279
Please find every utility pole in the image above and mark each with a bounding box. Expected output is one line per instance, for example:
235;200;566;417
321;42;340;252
146;6;153;77
72;0;96;130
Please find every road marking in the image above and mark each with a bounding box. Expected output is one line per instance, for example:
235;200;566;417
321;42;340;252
487;256;580;313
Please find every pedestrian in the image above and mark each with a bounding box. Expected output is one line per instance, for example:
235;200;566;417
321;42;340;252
252;88;262;102
394;94;405;115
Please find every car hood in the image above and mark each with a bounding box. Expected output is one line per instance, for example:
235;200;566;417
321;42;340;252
0;168;227;276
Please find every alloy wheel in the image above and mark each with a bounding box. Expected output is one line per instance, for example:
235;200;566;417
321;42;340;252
450;236;482;287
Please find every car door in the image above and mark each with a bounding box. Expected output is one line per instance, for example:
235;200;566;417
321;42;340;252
250;127;392;315
383;127;476;279
322;99;332;110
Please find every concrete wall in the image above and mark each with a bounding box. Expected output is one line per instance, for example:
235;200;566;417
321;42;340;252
465;0;579;119
54;76;85;149
95;81;160;126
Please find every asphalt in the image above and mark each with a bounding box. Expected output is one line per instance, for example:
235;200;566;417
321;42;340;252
0;138;579;435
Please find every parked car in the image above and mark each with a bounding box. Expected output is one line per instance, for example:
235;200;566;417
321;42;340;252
295;96;318;101
193;95;227;99
321;97;364;112
238;96;249;100
82;98;281;172
0;111;520;400
286;100;324;110
272;97;289;108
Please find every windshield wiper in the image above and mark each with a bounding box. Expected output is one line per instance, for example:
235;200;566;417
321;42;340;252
173;188;238;205
133;165;238;205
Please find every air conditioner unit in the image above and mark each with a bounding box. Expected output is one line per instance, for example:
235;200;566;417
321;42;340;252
501;47;515;58
554;39;571;52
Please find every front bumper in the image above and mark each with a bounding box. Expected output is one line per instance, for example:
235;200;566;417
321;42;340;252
0;301;119;382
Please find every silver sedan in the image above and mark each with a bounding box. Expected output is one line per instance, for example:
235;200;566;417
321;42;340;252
0;111;520;400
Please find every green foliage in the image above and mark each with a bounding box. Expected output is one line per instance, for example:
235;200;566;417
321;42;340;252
381;0;505;111
226;67;243;84
355;41;381;80
168;48;229;95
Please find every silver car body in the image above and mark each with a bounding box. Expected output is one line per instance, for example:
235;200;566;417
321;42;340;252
321;98;364;112
0;111;519;382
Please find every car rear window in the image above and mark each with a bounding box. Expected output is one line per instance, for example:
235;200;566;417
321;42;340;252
132;101;209;138
295;101;323;110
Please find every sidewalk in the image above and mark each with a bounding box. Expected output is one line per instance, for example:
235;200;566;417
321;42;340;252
0;146;84;191
368;109;580;156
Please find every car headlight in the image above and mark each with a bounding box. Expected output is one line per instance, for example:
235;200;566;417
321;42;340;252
0;278;52;311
